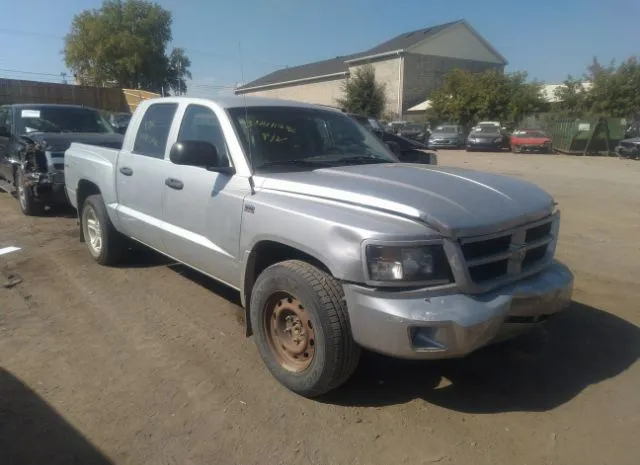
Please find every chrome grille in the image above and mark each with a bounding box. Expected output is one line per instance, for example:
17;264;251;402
458;216;556;287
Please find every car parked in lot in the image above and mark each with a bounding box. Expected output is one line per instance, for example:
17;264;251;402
348;113;437;165
615;137;640;159
428;124;465;148
64;96;573;397
0;104;124;215
466;125;505;151
510;129;553;153
399;122;429;143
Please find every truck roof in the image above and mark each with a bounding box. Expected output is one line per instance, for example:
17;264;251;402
141;95;345;112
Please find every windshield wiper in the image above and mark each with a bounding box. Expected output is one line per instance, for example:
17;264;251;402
256;158;331;170
328;155;391;165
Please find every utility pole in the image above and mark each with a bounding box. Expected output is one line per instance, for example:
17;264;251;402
60;72;68;84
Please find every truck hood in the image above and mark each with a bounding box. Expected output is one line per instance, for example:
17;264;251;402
24;132;124;152
256;163;555;238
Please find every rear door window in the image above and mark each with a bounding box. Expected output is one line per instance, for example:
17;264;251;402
133;103;178;158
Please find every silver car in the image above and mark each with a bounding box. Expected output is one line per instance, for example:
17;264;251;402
428;124;465;148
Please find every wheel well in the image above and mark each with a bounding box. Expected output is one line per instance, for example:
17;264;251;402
77;180;101;211
76;180;101;242
243;241;332;337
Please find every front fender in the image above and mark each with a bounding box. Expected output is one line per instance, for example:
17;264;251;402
239;190;432;283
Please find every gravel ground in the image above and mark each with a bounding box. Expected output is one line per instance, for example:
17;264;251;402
0;150;638;465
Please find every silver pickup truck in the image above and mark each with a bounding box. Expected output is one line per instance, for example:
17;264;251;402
65;96;574;397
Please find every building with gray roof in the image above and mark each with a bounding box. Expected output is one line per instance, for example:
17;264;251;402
235;20;507;118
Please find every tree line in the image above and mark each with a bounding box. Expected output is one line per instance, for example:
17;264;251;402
340;57;640;125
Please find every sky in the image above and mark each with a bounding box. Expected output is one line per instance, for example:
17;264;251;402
1;0;638;98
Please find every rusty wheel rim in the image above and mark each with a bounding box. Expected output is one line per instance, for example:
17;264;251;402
264;293;316;372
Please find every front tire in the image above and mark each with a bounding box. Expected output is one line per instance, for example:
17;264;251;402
81;194;125;266
249;260;361;397
15;168;42;216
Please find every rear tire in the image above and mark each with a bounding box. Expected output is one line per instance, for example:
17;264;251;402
81;194;125;266
250;260;361;397
15;168;42;216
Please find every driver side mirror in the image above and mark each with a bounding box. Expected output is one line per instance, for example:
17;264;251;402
169;140;234;174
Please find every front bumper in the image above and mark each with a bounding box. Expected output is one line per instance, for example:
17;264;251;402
25;170;67;204
514;143;552;152
343;260;573;360
429;139;461;148
466;141;503;151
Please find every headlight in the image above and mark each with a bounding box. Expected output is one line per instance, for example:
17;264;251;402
494;136;503;143
366;244;453;284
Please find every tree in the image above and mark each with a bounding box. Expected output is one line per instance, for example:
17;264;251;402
429;68;544;126
166;48;192;96
337;65;386;118
585;56;640;118
554;56;640;118
554;75;589;115
64;0;191;94
429;68;479;126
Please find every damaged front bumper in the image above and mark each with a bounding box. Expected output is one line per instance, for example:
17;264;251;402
343;260;573;359
23;169;67;204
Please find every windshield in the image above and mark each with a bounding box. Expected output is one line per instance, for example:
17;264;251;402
16;107;115;134
514;130;547;137
227;106;397;172
435;125;458;133
403;124;423;131
473;126;501;134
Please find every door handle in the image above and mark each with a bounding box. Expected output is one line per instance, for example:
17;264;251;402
165;178;184;190
119;166;133;176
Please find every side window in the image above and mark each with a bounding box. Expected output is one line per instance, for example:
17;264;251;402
177;104;230;166
0;107;10;129
133;103;178;158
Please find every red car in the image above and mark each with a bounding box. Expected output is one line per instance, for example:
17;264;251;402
510;129;552;153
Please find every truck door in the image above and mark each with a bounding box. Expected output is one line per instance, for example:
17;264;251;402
115;102;179;253
161;103;248;288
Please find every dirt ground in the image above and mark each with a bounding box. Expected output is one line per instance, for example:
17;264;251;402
0;151;638;465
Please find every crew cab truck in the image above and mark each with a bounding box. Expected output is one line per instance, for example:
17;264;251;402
64;96;574;397
0;104;123;215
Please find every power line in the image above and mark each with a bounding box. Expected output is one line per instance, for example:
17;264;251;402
0;27;289;70
0;68;62;77
0;28;63;40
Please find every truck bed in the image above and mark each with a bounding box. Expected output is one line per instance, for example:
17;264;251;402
64;142;121;211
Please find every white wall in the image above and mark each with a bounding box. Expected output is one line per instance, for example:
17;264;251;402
238;77;346;107
409;22;504;64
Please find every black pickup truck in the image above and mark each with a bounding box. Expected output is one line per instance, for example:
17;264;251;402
0;104;124;215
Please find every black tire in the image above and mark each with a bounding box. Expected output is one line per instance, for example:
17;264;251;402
250;260;361;397
15;168;42;216
81;194;125;266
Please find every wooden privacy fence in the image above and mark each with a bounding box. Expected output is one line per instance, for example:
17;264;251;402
0;78;160;113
